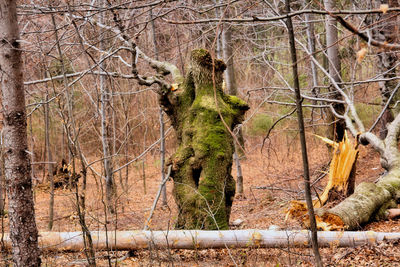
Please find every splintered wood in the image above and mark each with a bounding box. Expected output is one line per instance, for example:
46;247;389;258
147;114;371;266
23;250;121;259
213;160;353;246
286;131;358;230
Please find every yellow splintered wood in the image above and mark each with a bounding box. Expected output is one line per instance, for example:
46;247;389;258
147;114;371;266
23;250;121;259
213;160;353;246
315;131;358;208
286;131;358;230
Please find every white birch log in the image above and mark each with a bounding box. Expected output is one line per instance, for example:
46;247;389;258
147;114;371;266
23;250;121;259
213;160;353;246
2;230;400;251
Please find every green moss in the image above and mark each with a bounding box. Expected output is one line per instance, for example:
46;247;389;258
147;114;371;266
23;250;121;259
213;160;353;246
168;49;248;230
191;49;226;71
377;173;400;195
374;199;397;220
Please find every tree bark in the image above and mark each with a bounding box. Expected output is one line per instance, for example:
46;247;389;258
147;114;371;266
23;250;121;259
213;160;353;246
99;0;115;214
0;143;4;215
324;0;346;142
149;8;167;206
373;0;399;138
45;95;55;230
221;22;245;195
0;1;41;265
161;49;249;229
2;230;400;251
285;1;322;265
316;167;400;230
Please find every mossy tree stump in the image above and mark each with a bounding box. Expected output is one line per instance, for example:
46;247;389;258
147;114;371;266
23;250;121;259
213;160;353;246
159;49;249;229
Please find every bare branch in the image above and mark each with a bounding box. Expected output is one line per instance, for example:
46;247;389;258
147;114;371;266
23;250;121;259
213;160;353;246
164;7;400;24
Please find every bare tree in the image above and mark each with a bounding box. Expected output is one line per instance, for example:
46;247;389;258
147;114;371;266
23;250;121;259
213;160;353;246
285;0;322;265
324;0;346;141
221;22;245;195
98;0;115;214
0;1;41;265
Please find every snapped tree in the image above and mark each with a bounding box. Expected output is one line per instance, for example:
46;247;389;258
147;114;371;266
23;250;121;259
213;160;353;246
293;16;400;230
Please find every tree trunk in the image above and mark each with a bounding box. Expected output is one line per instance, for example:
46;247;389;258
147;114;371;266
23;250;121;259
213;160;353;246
324;0;346;142
0;143;4;215
99;0;115;214
0;1;41;265
150;8;167;206
285;1;322;265
45;95;55;230
2;230;400;251
373;0;399;138
161;49;249;229
316;167;400;230
221;23;246;195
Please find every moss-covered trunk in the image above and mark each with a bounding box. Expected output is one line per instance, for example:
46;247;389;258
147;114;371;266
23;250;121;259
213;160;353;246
316;167;400;230
159;49;249;229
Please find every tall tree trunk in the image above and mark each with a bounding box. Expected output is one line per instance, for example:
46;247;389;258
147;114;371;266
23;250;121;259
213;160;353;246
222;22;245;195
45;95;55;230
150;8;167;206
0;143;4;216
304;9;319;97
214;0;223;59
373;0;399;138
0;1;41;265
99;0;115;214
161;49;249;229
324;0;346;142
285;1;323;265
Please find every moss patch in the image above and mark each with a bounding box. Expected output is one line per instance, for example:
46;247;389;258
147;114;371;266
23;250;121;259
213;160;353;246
165;49;249;230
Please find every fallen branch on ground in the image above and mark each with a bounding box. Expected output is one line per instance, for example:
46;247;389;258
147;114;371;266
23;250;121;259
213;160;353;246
1;230;400;251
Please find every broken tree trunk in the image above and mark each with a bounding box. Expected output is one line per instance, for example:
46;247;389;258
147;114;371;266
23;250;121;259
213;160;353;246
2;230;400;251
315;132;358;207
287;132;358;229
159;49;249;230
314;112;400;230
316;167;400;230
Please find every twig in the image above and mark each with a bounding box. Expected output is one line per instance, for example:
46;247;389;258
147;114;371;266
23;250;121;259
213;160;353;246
143;165;172;230
368;81;400;132
261;108;296;152
253;186;299;193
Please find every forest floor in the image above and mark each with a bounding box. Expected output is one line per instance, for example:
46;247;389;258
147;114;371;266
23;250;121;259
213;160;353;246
2;136;400;266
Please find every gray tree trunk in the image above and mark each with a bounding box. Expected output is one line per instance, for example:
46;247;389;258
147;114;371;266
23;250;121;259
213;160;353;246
222;23;244;195
324;0;345;141
99;0;115;214
304;11;318;95
214;0;223;59
150;9;167;206
0;138;4;215
285;1;322;265
373;0;399;138
0;1;41;265
45;95;55;230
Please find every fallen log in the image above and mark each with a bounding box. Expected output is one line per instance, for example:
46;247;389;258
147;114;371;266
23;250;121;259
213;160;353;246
2;230;400;251
316;167;400;230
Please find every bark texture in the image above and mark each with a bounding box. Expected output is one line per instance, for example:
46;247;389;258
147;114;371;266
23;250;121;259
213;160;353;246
221;23;245;194
0;1;41;266
161;49;249;229
316;168;400;230
324;0;346;141
373;0;399;138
